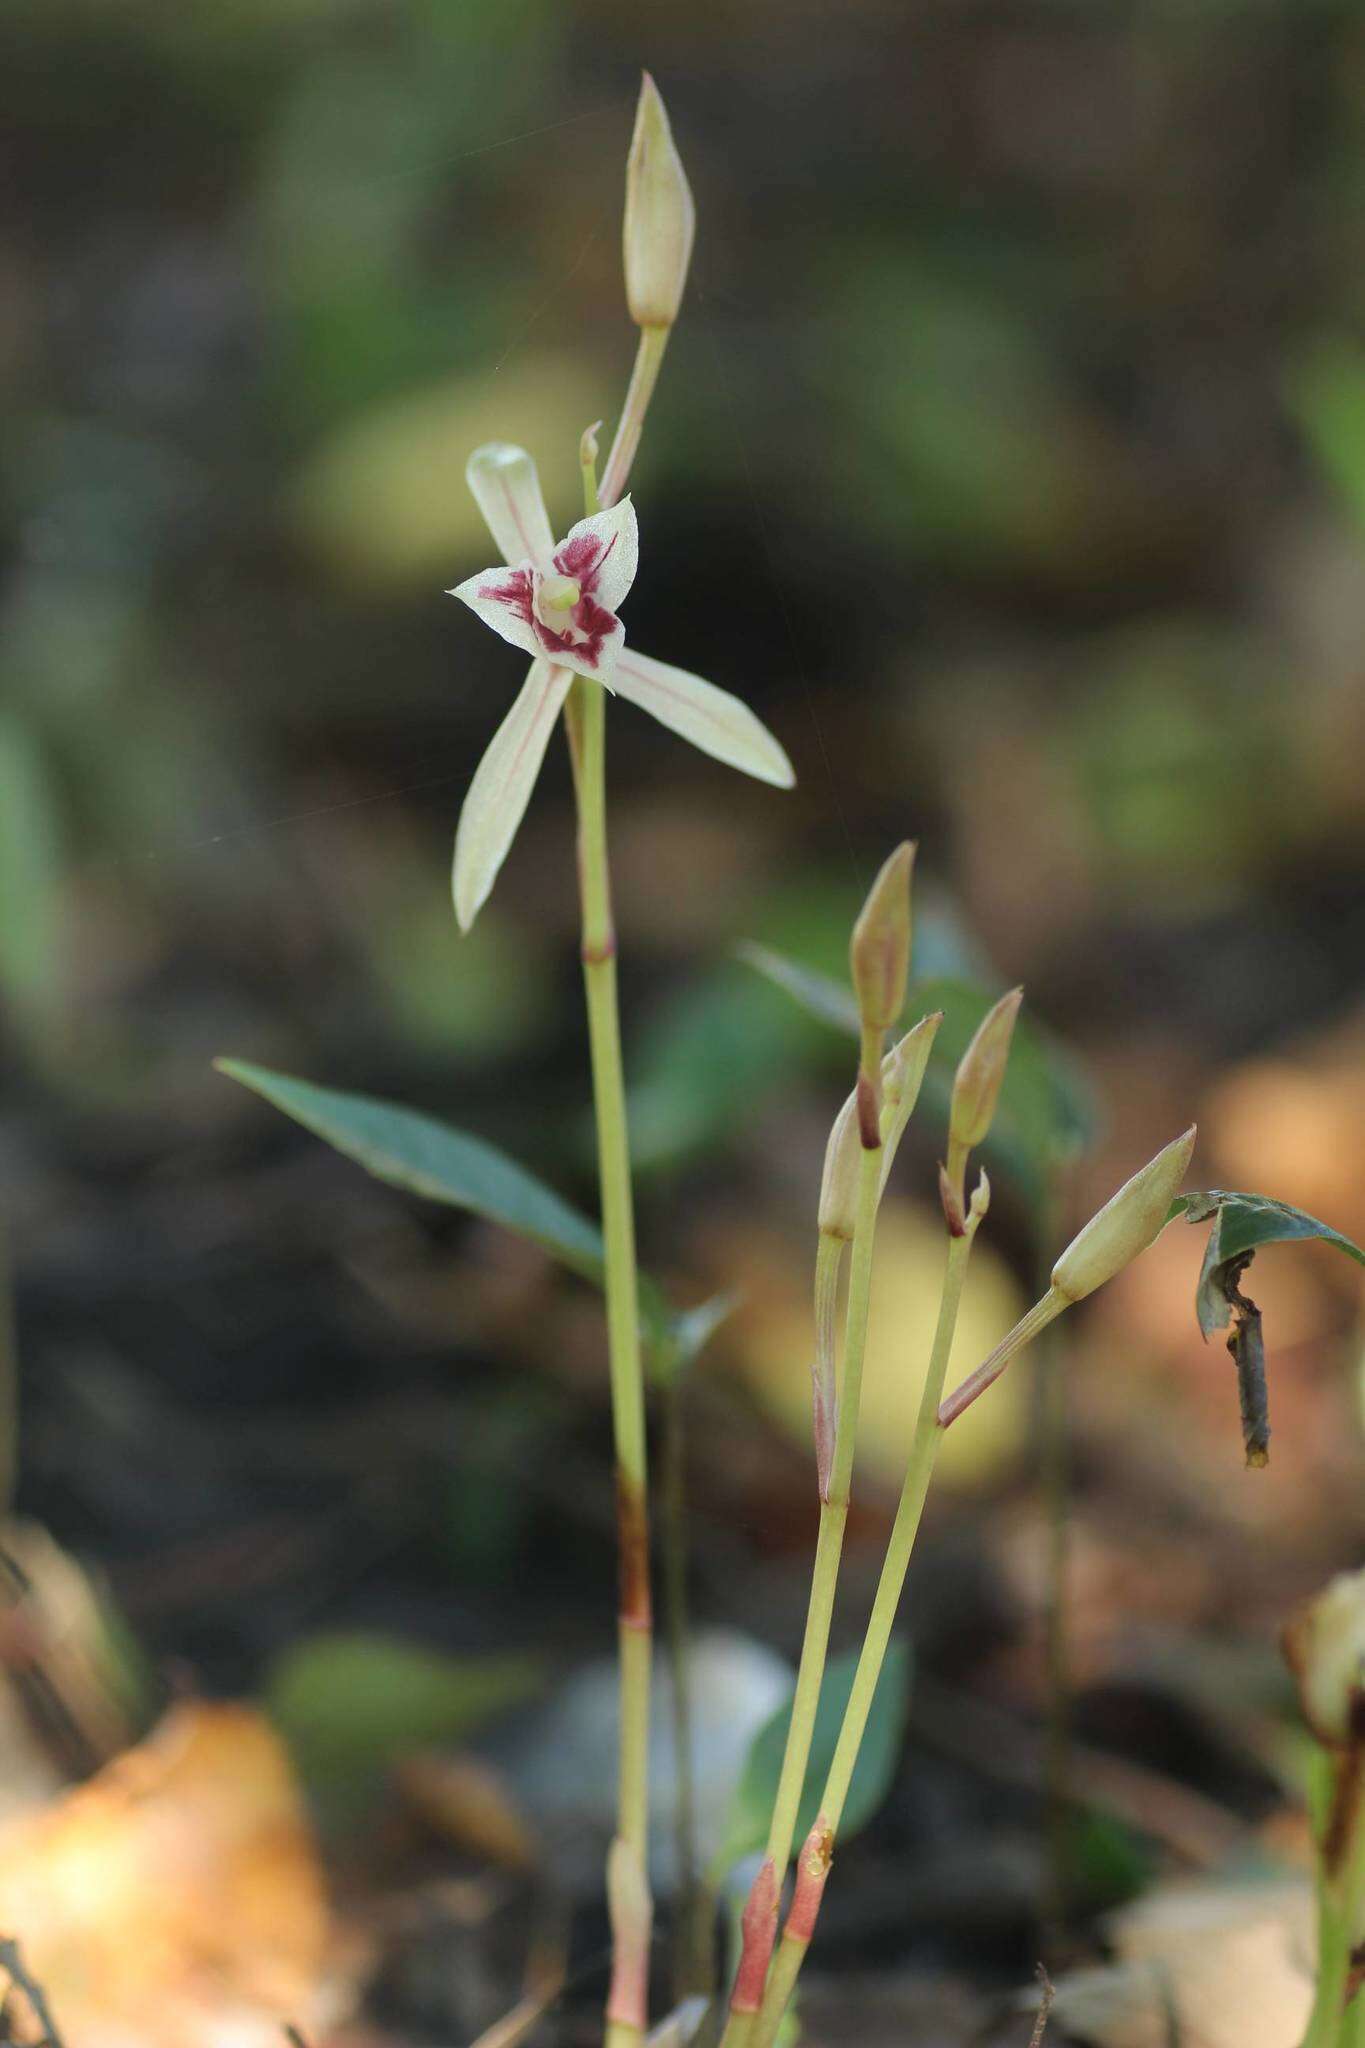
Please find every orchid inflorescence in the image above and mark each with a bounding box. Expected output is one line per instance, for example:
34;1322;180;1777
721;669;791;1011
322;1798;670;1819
448;444;793;932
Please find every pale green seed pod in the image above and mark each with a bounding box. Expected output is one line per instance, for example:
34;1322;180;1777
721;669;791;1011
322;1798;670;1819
1051;1126;1196;1303
849;842;915;1037
623;74;695;329
1283;1567;1365;1748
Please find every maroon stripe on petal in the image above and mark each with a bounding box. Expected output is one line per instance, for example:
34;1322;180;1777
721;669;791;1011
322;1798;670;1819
480;569;535;623
554;532;603;583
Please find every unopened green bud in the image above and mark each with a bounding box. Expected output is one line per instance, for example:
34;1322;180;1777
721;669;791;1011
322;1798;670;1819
949;987;1023;1157
879;1011;942;1186
849;842;915;1038
1283;1567;1365;1749
1051;1126;1196;1303
623;74;695;330
817;1090;861;1242
819;1011;938;1240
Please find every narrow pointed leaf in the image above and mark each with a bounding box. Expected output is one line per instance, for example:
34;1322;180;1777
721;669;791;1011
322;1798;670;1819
217;1058;694;1367
648;1291;739;1388
217;1058;606;1282
735;942;861;1036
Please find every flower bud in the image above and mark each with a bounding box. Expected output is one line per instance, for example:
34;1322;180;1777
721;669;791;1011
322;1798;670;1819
623;74;695;330
817;1090;861;1242
819;1012;938;1241
1283;1568;1365;1748
949;987;1023;1158
849;842;915;1038
1051;1126;1196;1303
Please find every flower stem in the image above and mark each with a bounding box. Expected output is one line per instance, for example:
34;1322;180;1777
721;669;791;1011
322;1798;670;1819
567;668;653;2048
602;326;670;509
661;1372;706;1998
748;1214;981;2048
721;1084;886;2048
1303;1749;1365;2048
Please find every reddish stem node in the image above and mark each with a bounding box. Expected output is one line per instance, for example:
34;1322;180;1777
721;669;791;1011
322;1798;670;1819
616;1472;653;1630
729;1857;779;2015
784;1819;833;1944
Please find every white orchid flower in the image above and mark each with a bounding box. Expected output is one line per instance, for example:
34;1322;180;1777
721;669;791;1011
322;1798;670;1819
448;442;795;930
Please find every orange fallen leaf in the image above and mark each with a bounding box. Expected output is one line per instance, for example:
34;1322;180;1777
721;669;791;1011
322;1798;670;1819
0;1701;334;2048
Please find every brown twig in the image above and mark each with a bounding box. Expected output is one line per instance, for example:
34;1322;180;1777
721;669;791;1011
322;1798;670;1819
0;1939;65;2048
1027;1964;1056;2047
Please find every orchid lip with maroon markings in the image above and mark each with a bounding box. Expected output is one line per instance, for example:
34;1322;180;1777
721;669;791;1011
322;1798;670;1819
451;488;638;685
448;440;796;932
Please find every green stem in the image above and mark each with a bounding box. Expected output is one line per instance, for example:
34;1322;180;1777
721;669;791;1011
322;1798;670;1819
568;666;652;2048
747;1216;980;2048
601;326;670;509
1303;1750;1365;2048
768;1137;881;1871
719;1114;885;2048
824;1223;973;1834
661;1374;706;1997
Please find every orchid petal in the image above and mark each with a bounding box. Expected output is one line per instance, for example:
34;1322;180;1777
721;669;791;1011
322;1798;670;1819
610;649;795;787
553;496;639;615
452;661;572;930
466;443;555;569
449;565;545;664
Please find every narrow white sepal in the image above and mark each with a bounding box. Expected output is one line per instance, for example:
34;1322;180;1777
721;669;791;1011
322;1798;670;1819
465;442;555;569
610;649;795;787
452;661;572;930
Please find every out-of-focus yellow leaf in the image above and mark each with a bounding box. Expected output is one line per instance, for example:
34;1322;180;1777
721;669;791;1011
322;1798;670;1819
288;354;600;590
1042;1878;1313;2048
718;1199;1029;1491
0;1702;334;2048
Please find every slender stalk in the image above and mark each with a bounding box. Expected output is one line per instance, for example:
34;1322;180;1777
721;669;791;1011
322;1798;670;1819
661;1374;705;1997
569;668;653;2048
720;1107;885;2048
1038;1312;1073;1946
748;1212;981;2048
938;1287;1066;1428
1303;1750;1365;2048
573;346;674;2046
601;326;670;510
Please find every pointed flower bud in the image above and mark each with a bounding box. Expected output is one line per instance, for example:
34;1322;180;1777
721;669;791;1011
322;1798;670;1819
1051;1126;1196;1303
818;1088;862;1243
1283;1568;1365;1749
849;842;915;1039
623;74;695;330
879;1010;942;1174
949;987;1023;1157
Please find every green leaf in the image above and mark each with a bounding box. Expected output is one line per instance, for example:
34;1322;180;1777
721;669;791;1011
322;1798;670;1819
648;1292;740;1389
216;1057;700;1368
734;942;861;1036
265;1631;541;1817
714;1641;910;1879
735;946;1096;1199
218;1057;606;1280
1185;1190;1365;1339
